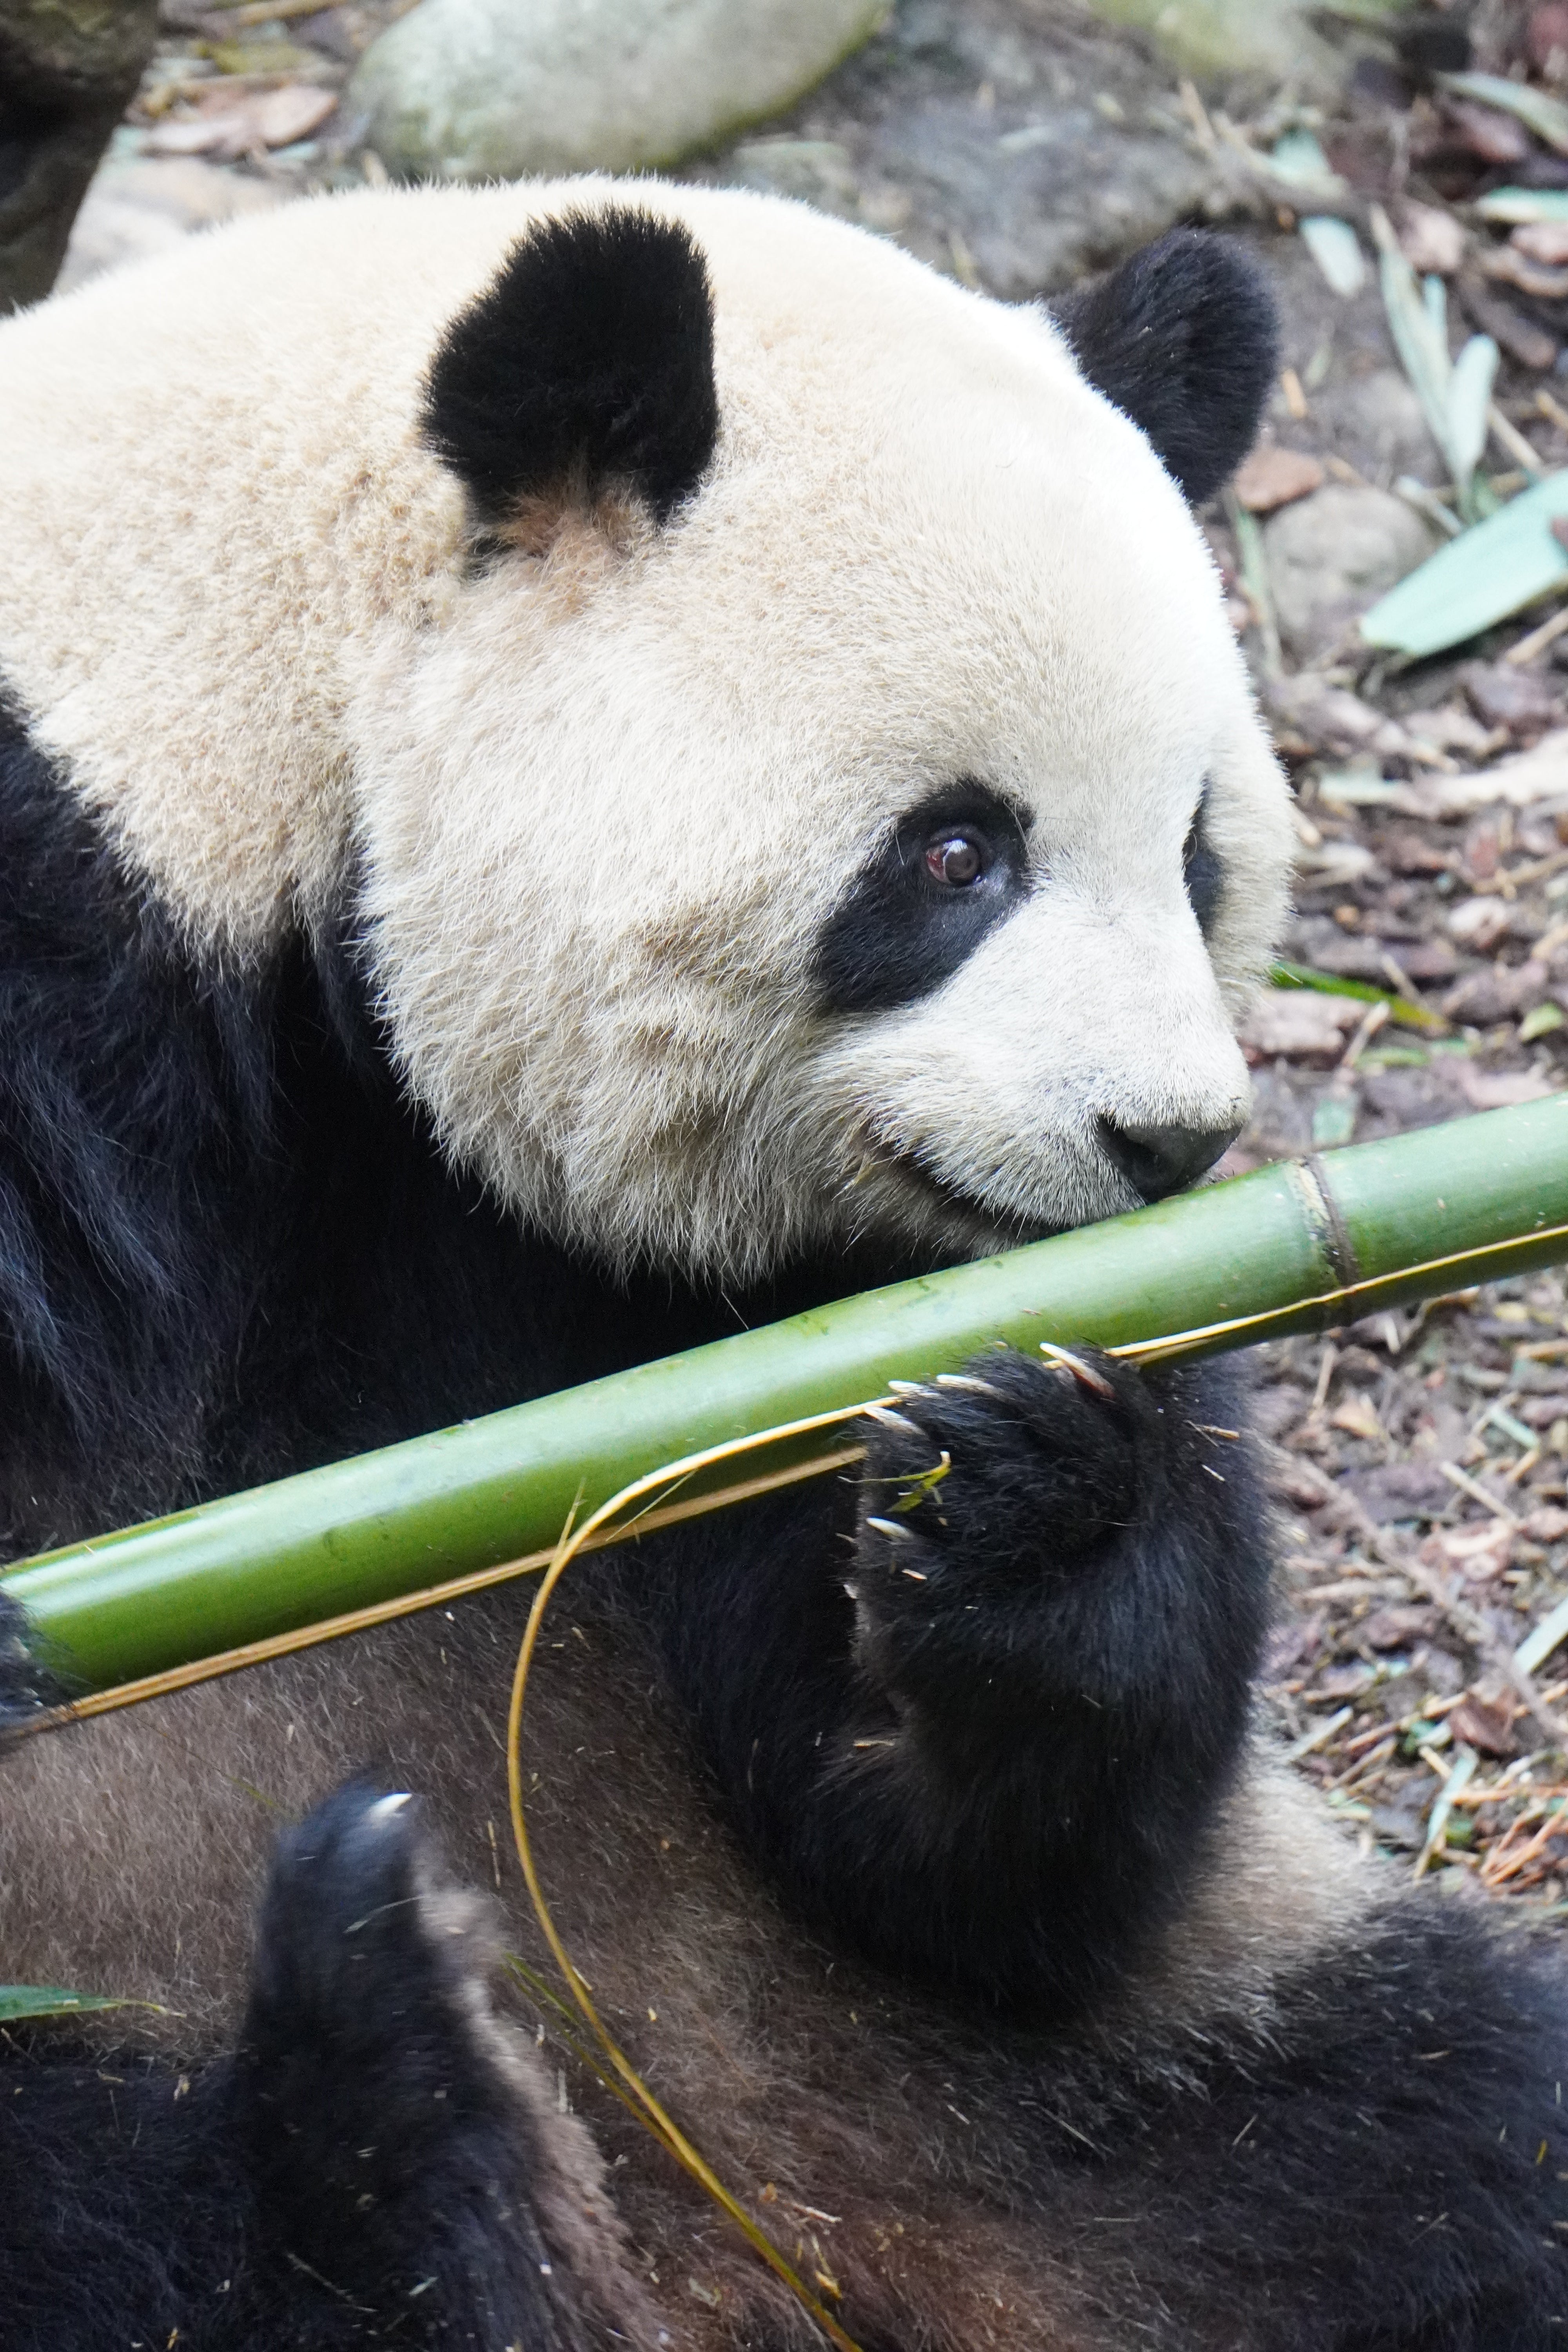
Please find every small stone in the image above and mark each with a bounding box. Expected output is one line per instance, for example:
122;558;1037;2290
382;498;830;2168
1447;895;1514;951
1455;1061;1558;1108
1265;670;1403;757
348;0;885;181
1398;201;1466;278
1232;444;1325;514
1359;1602;1439;1647
1442;957;1550;1025
1237;987;1363;1063
1296;929;1419;981
1462;661;1563;738
1386;938;1457;983
1313;1660;1374;1700
1308;370;1437;486
1458;278;1558;372
1514;219;1568;267
1345;1462;1451;1530
1528;1;1568;71
1262;485;1441;663
1446;1693;1519;1757
1444;99;1534;167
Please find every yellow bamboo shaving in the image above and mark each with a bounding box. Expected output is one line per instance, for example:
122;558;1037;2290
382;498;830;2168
1111;1218;1568;1366
10;1443;869;1739
504;1407;882;2352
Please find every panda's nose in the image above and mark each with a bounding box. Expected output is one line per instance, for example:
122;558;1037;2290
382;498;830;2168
1096;1114;1242;1203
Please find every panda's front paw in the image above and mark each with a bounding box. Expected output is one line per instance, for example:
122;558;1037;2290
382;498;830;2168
847;1346;1237;1720
857;1341;1151;1576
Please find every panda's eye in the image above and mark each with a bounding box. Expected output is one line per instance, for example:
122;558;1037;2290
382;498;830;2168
925;832;987;888
812;784;1029;1015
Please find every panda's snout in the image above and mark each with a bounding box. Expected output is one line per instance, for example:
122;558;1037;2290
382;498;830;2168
1095;1112;1242;1203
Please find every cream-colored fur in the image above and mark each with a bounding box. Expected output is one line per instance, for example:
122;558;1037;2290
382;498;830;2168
0;179;1290;1279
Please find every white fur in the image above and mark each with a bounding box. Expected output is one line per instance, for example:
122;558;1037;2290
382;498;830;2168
0;179;1291;1279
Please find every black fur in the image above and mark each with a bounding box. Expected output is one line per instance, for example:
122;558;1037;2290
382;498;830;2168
812;781;1033;1016
422;205;719;526
653;1347;1267;2011
2;1784;617;2350
1029;1905;1568;2345
1183;783;1224;935
1053;230;1279;506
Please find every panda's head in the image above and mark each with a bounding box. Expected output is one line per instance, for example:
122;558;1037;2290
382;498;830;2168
355;191;1290;1281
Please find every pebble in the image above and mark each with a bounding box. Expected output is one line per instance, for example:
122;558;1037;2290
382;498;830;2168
1237;988;1365;1062
1442;958;1551;1025
348;0;885;180
1307;371;1437;486
1398;201;1467;276
1079;0;1339;91
1262;484;1441;662
1461;660;1563;737
1232;443;1325;514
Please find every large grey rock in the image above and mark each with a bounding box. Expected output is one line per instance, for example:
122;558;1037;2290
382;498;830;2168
1310;370;1440;488
707;1;1224;300
1263;485;1440;664
349;0;885;181
1081;0;1340;92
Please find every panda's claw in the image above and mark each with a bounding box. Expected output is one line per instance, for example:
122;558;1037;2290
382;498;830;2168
1037;1341;1118;1399
851;1344;1157;1615
862;1403;922;1436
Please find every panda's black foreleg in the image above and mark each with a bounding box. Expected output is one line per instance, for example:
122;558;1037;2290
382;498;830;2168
236;1780;610;2346
657;1347;1269;2013
0;1781;648;2349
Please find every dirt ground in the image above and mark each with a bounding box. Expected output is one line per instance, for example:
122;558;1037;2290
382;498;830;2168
62;0;1568;1918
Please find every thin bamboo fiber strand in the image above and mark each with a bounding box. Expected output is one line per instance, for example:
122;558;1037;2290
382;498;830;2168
1108;1218;1568;1364
503;1413;880;2352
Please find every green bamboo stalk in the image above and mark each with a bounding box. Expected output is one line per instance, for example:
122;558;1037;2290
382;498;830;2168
7;1095;1568;1695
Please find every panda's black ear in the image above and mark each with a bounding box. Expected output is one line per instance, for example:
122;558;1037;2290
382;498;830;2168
1051;231;1278;507
422;205;719;527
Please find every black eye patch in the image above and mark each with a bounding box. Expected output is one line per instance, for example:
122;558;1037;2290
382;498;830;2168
1183;788;1223;936
811;784;1032;1016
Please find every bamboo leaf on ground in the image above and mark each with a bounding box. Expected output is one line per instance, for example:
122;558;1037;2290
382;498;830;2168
1437;71;1568;156
1476;188;1568;225
0;1985;146;2022
1360;468;1568;656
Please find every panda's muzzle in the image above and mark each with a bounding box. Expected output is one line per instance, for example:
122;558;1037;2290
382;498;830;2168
1095;1112;1242;1203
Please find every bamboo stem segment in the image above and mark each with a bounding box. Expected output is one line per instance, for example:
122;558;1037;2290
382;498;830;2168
7;1095;1568;1695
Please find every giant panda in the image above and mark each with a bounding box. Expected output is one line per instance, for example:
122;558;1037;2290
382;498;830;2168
0;176;1561;2352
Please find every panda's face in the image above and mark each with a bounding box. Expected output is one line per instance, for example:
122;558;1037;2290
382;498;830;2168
357;194;1290;1280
